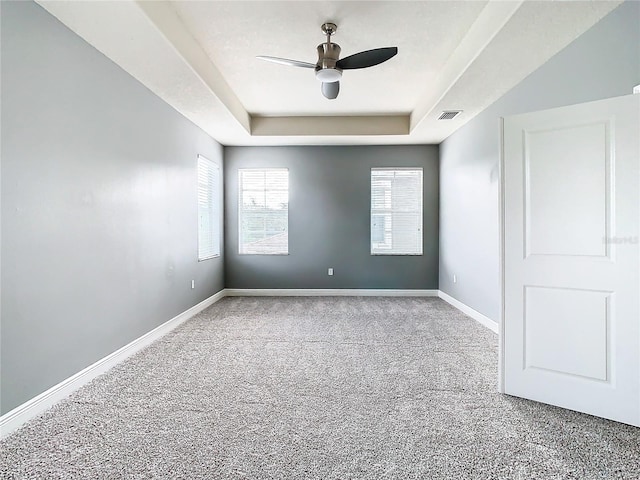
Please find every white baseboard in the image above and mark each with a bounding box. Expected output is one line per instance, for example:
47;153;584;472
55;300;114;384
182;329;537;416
0;290;226;439
224;288;439;297
438;291;499;334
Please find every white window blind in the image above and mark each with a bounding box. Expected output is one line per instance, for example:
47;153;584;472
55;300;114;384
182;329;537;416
371;168;423;255
239;168;289;255
197;155;220;260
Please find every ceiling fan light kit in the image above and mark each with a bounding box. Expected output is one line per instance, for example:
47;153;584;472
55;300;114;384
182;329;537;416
321;81;340;100
257;22;397;100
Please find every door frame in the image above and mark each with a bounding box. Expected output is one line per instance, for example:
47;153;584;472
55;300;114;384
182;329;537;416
498;117;506;394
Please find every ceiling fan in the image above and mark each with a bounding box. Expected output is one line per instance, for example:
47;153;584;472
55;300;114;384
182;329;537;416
257;23;398;100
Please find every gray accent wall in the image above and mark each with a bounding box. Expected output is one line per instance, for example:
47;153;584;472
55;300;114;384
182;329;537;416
439;0;640;323
1;1;224;414
225;146;439;289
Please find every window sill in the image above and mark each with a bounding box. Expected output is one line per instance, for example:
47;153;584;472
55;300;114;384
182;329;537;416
238;253;290;256
198;254;221;262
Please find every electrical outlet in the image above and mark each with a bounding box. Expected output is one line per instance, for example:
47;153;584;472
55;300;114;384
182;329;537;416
453;274;457;284
191;280;195;289
328;268;334;276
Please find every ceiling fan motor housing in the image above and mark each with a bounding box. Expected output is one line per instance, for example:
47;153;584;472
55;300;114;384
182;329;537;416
257;21;397;100
315;42;343;83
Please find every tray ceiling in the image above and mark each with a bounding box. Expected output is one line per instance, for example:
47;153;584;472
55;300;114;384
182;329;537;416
37;1;620;146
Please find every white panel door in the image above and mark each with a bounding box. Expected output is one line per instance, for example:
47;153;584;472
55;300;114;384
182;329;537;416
501;94;639;426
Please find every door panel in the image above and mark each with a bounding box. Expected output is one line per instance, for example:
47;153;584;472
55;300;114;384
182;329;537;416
525;122;609;258
524;286;610;381
501;94;639;426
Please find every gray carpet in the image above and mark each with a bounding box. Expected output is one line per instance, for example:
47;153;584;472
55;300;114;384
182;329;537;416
1;297;639;479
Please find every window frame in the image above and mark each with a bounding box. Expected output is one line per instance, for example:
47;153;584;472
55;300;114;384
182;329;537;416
197;154;221;261
238;167;289;256
370;167;424;256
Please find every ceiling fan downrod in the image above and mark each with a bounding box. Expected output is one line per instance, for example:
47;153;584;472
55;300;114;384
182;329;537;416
321;22;337;42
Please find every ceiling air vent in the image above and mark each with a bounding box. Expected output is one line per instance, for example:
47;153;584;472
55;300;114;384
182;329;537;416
438;110;462;120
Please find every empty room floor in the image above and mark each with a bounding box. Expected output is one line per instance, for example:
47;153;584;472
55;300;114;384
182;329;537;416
1;297;639;479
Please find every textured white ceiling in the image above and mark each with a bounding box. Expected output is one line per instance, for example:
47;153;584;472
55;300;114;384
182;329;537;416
170;1;488;115
37;0;621;146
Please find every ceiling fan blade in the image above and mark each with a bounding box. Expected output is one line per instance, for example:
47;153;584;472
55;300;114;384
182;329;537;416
321;81;340;100
336;47;398;70
256;56;316;68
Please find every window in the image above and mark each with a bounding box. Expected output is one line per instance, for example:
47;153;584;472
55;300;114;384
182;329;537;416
197;155;220;260
371;168;423;255
238;168;288;255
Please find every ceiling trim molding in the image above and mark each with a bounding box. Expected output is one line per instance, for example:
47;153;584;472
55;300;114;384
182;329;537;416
409;0;524;132
251;115;410;136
